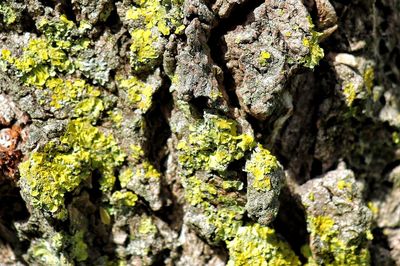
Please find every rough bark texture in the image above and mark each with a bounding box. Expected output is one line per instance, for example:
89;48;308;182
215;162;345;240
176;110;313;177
0;0;399;265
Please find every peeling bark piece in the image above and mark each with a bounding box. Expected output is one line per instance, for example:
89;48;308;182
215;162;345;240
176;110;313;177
71;0;114;24
224;0;323;119
172;18;228;111
244;145;284;225
0;95;27;179
212;0;247;18
376;188;400;228
175;224;226;266
315;0;338;30
384;228;400;266
297;169;372;265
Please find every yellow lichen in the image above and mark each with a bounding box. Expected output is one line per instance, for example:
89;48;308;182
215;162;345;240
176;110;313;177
367;201;379;216
393;132;400;145
342;82;356;106
130;144;145;161
337;180;352;191
99;207;111;225
135;161;161;179
363;66;374;94
184;176;218;205
19;119;126;219
307;215;371;265
177;114;255;174
227;223;301;266
129;29;160;70
111;191;138;207
302;16;324;69
259;51;271;66
46;78;101;109
138;216;157;235
118;168;134;188
108;110;123;126
0;3;18;25
126;0;184;71
245;144;281;191
118;75;155;113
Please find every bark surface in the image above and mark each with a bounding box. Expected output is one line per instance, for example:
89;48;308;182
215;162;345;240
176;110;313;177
0;0;399;265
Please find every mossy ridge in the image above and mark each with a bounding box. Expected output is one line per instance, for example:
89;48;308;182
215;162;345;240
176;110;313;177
176;112;298;261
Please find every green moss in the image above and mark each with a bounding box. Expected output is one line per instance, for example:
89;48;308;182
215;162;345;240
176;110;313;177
302;16;324;69
177;114;255;174
19;119;125;219
111;191;138;207
245;144;281;191
227;223;301;266
118;76;155;113
307;215;370;265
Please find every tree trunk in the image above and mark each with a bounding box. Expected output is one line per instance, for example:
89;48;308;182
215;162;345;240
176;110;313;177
0;0;399;265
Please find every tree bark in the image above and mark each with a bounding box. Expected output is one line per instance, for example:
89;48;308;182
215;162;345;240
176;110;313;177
0;0;399;265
